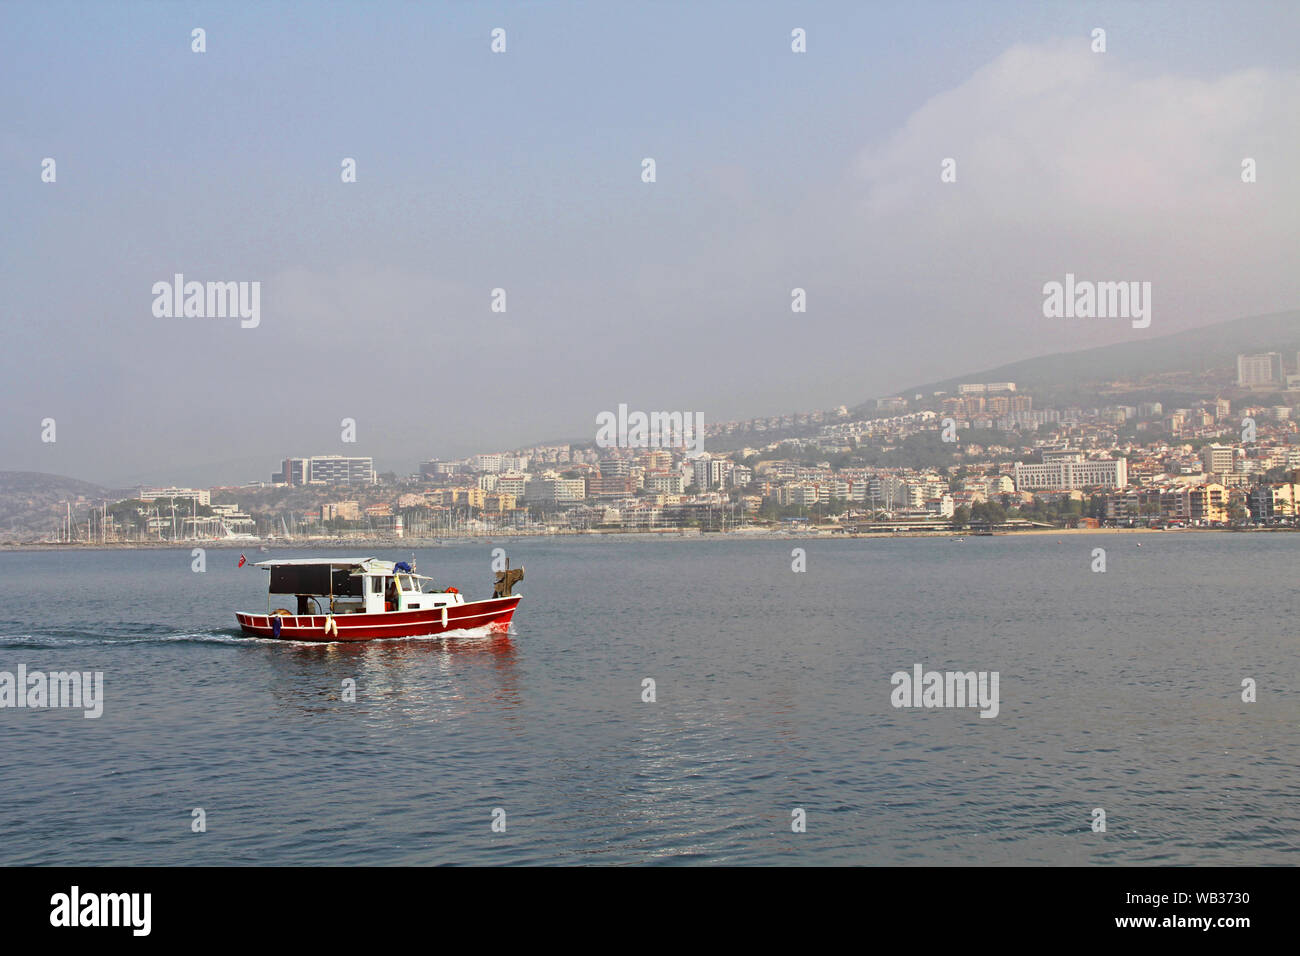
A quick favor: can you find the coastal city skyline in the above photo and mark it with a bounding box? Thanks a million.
[17,332,1300,545]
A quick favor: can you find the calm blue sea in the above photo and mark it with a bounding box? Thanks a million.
[0,533,1296,865]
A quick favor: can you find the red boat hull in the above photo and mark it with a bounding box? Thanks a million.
[235,595,521,642]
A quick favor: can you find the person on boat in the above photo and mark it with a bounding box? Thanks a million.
[385,577,397,610]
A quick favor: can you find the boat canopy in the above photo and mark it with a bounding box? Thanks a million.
[255,557,407,596]
[254,557,378,568]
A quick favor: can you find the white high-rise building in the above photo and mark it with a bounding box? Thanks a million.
[1237,353,1283,388]
[691,457,729,489]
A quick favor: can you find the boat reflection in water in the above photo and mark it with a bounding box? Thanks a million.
[255,626,524,726]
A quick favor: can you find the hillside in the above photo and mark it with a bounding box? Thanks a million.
[0,472,118,542]
[4,311,1298,533]
[859,309,1300,412]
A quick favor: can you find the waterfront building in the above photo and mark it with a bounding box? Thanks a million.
[445,487,486,509]
[776,483,819,507]
[816,480,852,503]
[138,486,210,506]
[322,501,361,522]
[208,504,254,533]
[1249,483,1296,518]
[925,495,956,518]
[1161,483,1228,523]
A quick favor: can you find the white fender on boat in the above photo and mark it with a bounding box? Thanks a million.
[441,606,448,628]
[324,616,339,637]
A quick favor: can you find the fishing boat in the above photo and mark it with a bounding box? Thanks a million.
[235,556,523,642]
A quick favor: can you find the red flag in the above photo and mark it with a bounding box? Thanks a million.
[237,554,246,568]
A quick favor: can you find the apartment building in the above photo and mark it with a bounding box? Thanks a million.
[526,477,587,503]
[1249,483,1296,518]
[1200,444,1235,476]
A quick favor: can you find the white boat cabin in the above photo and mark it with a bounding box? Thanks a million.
[255,557,466,615]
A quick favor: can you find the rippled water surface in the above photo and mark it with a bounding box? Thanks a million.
[0,534,1296,865]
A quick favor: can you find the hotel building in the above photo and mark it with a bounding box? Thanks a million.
[1014,457,1128,491]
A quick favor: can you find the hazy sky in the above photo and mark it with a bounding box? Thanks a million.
[2,1,1297,487]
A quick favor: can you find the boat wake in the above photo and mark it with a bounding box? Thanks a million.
[0,630,258,649]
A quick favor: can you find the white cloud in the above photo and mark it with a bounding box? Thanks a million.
[857,39,1298,221]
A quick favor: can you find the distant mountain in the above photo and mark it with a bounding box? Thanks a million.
[0,471,119,542]
[860,310,1300,412]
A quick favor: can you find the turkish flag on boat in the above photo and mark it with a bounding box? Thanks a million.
[237,554,246,568]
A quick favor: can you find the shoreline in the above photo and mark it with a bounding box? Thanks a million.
[2,525,1284,552]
